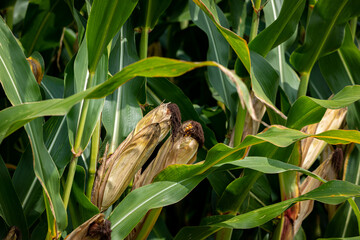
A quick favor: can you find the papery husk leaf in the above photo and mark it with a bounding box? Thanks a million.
[294,148,344,234]
[241,92,266,141]
[134,121,204,189]
[301,108,347,170]
[65,213,111,240]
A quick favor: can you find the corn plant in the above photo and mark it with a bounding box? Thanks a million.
[1,0,360,239]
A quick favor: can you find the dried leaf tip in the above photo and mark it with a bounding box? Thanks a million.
[182,120,204,148]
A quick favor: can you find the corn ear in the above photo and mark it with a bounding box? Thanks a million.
[91,103,181,211]
[65,213,111,240]
[134,103,181,140]
[134,120,204,189]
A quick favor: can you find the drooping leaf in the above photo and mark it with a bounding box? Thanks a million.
[211,180,360,229]
[190,0,238,120]
[250,51,284,118]
[109,156,328,240]
[263,0,300,103]
[193,0,250,73]
[287,85,360,130]
[0,57,254,142]
[0,16,67,231]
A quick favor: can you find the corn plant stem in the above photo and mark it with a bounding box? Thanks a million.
[135,207,163,240]
[63,72,95,209]
[140,27,150,60]
[272,213,285,240]
[63,156,78,209]
[348,197,360,236]
[86,119,101,199]
[249,0,261,42]
[297,72,310,98]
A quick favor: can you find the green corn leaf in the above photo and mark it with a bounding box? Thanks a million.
[86,0,139,72]
[0,156,28,240]
[290,0,360,73]
[0,16,67,231]
[211,180,360,229]
[249,0,306,57]
[0,57,254,143]
[193,0,251,73]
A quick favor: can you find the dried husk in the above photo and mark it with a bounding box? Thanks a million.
[241,92,266,141]
[293,148,344,235]
[65,213,111,240]
[301,108,347,170]
[133,120,204,189]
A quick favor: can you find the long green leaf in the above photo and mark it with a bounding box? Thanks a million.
[249,0,306,57]
[104,21,143,154]
[263,0,300,103]
[0,156,28,240]
[211,180,360,229]
[287,85,360,130]
[250,51,284,118]
[12,116,71,227]
[290,0,360,73]
[0,57,254,142]
[86,0,138,72]
[0,17,67,230]
[156,126,360,182]
[190,0,238,119]
[193,0,250,73]
[109,156,326,239]
[65,39,108,152]
[319,25,360,130]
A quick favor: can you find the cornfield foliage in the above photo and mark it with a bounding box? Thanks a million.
[1,0,360,239]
